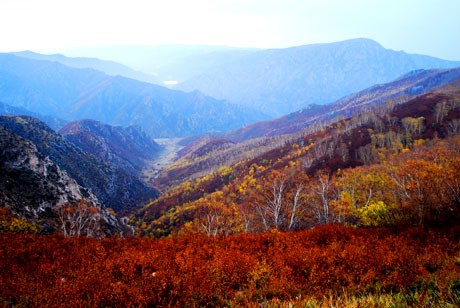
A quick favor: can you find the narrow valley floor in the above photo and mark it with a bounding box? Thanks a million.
[140,138,184,186]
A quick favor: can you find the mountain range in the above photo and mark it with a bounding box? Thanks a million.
[174,38,460,116]
[3,35,460,308]
[3,39,459,136]
[220,67,460,142]
[11,50,159,84]
[59,44,256,77]
[0,120,123,236]
[2,38,460,238]
[0,53,264,137]
[0,101,66,130]
[152,67,460,190]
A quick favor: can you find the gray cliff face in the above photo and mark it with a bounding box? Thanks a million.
[0,125,121,234]
[0,116,158,214]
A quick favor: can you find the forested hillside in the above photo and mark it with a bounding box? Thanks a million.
[136,83,460,237]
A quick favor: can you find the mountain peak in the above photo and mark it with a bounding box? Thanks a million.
[337,37,384,49]
[342,37,382,45]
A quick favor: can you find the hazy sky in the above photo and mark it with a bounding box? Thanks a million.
[0,0,459,60]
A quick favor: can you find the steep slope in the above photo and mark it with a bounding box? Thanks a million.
[12,50,159,84]
[220,67,460,142]
[60,119,162,175]
[136,83,460,237]
[0,54,265,137]
[0,126,120,235]
[153,69,460,192]
[177,38,460,116]
[0,116,157,213]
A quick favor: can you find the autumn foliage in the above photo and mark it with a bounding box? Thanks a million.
[3,82,460,306]
[134,90,460,237]
[1,225,459,307]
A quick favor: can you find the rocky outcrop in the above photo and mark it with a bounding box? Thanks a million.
[0,116,158,214]
[0,126,120,235]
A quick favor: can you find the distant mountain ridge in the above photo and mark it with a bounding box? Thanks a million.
[60,119,162,176]
[11,50,159,84]
[59,45,257,76]
[176,38,460,116]
[0,101,67,130]
[220,67,460,142]
[0,53,265,137]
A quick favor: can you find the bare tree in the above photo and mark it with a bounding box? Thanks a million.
[313,141,328,159]
[310,173,332,224]
[301,155,314,169]
[385,115,399,128]
[200,208,220,237]
[54,200,101,237]
[255,202,271,231]
[288,184,304,230]
[402,117,425,135]
[357,144,378,165]
[255,177,308,231]
[447,119,460,135]
[337,142,349,162]
[236,203,252,233]
[435,101,449,124]
[266,180,285,229]
[343,120,354,135]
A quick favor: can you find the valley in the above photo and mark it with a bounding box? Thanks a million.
[2,41,460,239]
[1,37,460,307]
[140,138,185,187]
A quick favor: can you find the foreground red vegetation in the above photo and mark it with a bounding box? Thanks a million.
[1,225,459,307]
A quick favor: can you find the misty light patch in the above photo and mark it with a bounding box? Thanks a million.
[163,80,179,86]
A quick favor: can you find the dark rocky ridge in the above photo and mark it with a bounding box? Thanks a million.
[0,125,120,235]
[0,116,157,214]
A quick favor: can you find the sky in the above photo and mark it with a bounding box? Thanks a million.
[0,0,459,60]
